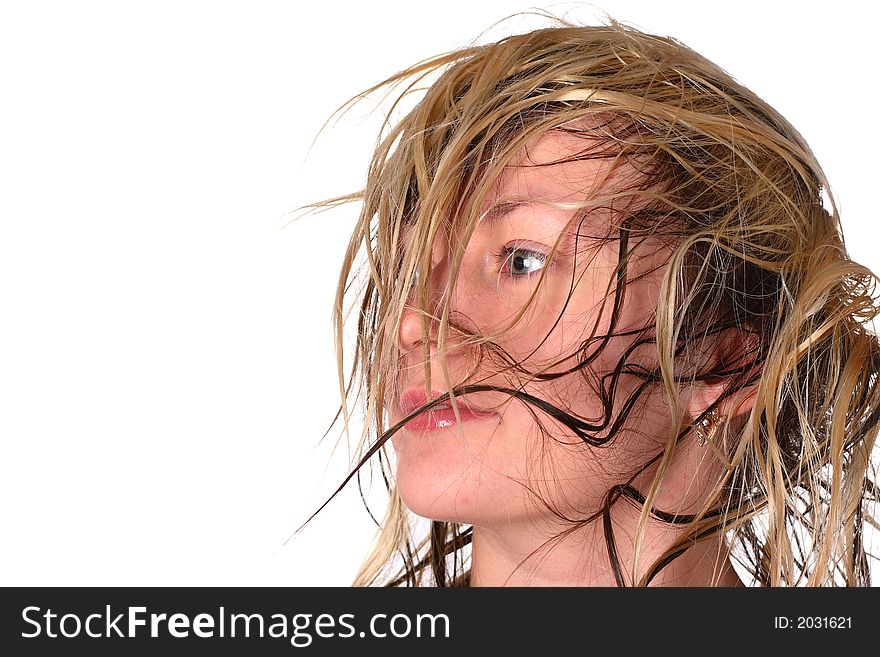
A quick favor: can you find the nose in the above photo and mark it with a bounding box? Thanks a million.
[395,237,450,353]
[396,260,445,352]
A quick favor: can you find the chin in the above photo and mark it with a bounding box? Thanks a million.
[389,410,539,524]
[394,449,525,525]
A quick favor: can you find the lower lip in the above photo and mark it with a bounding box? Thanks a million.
[403,406,499,432]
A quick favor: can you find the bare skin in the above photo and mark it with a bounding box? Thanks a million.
[388,128,753,586]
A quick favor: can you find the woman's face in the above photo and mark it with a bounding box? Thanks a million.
[387,129,703,528]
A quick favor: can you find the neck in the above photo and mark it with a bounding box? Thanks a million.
[468,504,743,587]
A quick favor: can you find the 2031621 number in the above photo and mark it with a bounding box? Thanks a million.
[774,617,852,629]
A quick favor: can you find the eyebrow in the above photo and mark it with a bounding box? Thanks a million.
[480,199,599,250]
[482,200,533,223]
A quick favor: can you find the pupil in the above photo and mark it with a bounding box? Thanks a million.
[512,252,533,274]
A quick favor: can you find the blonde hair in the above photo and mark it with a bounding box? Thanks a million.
[296,12,880,586]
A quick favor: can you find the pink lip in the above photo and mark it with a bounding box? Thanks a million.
[399,388,498,431]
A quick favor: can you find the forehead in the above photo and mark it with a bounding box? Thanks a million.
[398,124,652,254]
[485,127,646,215]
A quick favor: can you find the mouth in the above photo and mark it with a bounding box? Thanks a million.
[398,388,499,432]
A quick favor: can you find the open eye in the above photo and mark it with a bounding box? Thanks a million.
[495,245,547,278]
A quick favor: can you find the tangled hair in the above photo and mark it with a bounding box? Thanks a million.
[296,12,880,586]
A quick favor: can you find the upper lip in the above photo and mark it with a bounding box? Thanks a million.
[399,387,491,416]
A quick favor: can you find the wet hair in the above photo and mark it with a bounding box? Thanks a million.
[295,12,880,586]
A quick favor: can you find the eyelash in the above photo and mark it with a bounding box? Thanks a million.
[493,245,548,280]
[403,245,549,290]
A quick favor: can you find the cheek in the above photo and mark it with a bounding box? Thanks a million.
[462,246,621,351]
[393,401,643,519]
[456,276,618,368]
[390,401,620,524]
[389,367,673,524]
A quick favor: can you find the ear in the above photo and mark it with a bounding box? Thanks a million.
[685,378,758,429]
[683,324,762,428]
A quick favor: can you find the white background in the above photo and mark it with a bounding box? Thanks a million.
[1,0,877,586]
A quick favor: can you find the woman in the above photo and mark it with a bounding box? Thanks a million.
[299,14,880,586]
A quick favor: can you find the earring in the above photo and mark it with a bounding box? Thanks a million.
[695,408,726,446]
